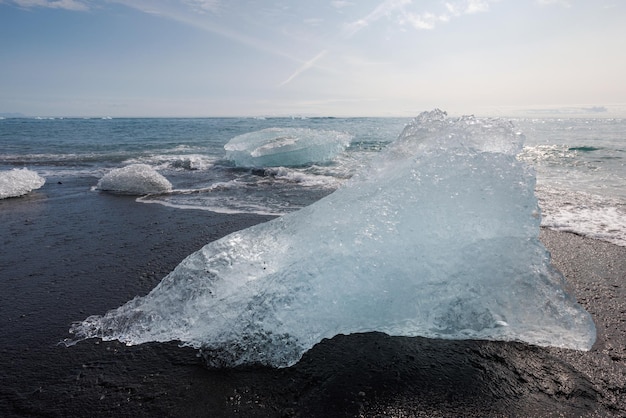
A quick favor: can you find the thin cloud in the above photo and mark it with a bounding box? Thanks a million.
[400,11,444,30]
[536,0,571,7]
[343,0,411,38]
[110,0,303,64]
[343,0,497,34]
[108,1,332,88]
[279,50,328,87]
[304,17,325,27]
[9,0,89,11]
[463,0,492,14]
[182,0,220,14]
[402,0,497,31]
[331,0,354,9]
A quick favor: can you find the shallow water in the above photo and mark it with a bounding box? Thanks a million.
[1,115,624,245]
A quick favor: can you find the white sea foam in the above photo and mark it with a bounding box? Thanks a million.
[135,165,343,215]
[69,110,595,367]
[96,164,172,195]
[138,179,318,216]
[138,195,286,216]
[263,166,342,187]
[519,144,579,165]
[124,154,216,171]
[537,186,626,247]
[0,168,46,199]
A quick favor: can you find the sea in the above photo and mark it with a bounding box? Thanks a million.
[1,115,624,247]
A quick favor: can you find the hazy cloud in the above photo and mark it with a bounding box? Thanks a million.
[9,0,89,11]
[464,0,492,14]
[583,106,608,113]
[5,0,220,14]
[106,0,299,62]
[444,0,492,16]
[331,0,354,9]
[400,12,442,30]
[536,0,571,7]
[402,0,495,30]
[343,0,496,34]
[526,106,608,115]
[343,0,411,37]
[182,0,220,14]
[304,17,325,27]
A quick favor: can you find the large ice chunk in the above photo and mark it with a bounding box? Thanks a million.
[69,110,596,367]
[96,164,172,195]
[224,127,352,167]
[0,168,46,199]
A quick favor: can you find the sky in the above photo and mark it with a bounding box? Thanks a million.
[0,0,625,117]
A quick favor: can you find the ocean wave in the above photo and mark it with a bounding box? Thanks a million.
[263,166,343,187]
[1,151,143,165]
[518,144,581,166]
[123,154,217,171]
[537,186,626,247]
[138,175,336,216]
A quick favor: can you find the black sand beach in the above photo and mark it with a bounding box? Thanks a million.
[1,177,625,417]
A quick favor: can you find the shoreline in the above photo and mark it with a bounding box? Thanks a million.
[1,179,625,417]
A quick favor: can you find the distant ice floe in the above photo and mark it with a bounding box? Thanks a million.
[96,164,172,195]
[224,127,352,167]
[70,110,596,368]
[0,168,46,199]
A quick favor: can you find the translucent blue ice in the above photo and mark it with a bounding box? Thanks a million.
[224,127,352,167]
[70,110,596,367]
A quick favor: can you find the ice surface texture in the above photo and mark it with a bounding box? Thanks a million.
[224,127,352,167]
[0,168,45,199]
[96,164,172,195]
[70,110,596,367]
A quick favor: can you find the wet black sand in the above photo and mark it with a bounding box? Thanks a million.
[1,177,625,417]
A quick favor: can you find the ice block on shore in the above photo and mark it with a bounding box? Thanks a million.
[70,110,596,367]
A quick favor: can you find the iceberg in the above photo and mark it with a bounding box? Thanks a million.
[96,164,172,195]
[0,168,46,199]
[69,110,596,367]
[224,127,352,167]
